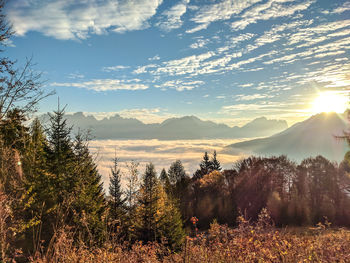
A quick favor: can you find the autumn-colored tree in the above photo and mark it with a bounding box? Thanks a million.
[297,156,340,224]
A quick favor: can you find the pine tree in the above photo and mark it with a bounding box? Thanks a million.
[160,168,171,194]
[0,109,29,150]
[71,132,106,244]
[21,118,55,251]
[193,152,212,180]
[160,168,168,185]
[157,187,185,251]
[168,160,186,185]
[109,156,126,224]
[210,150,222,171]
[45,106,106,245]
[45,104,75,204]
[136,163,160,242]
[200,152,211,172]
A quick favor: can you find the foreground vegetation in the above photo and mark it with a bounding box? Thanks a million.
[31,211,350,263]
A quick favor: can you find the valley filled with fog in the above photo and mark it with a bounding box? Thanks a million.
[89,139,244,188]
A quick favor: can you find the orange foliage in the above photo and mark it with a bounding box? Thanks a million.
[199,171,224,188]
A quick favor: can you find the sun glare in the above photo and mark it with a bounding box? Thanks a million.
[311,92,348,114]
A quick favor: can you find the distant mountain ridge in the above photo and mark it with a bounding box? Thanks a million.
[224,112,349,162]
[39,112,288,140]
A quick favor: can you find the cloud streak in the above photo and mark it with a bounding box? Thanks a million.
[52,79,148,92]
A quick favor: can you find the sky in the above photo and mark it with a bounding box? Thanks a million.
[4,0,350,126]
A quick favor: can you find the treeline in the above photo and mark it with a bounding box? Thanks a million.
[109,145,350,252]
[170,153,350,229]
[109,150,350,235]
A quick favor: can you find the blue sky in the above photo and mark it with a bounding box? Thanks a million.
[4,0,350,126]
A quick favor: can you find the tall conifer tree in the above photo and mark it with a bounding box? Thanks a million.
[109,155,126,223]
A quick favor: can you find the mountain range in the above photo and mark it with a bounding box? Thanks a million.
[40,112,288,140]
[224,112,349,162]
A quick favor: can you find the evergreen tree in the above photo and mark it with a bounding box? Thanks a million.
[45,104,75,204]
[200,152,211,173]
[108,156,126,223]
[157,187,185,251]
[21,118,55,251]
[168,160,186,185]
[0,109,29,150]
[45,107,106,244]
[193,152,212,180]
[136,163,160,242]
[160,168,171,194]
[71,132,106,244]
[210,150,222,171]
[167,160,189,213]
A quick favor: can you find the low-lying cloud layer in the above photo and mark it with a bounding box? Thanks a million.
[88,139,244,191]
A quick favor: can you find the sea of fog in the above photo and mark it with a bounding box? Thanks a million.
[88,139,246,190]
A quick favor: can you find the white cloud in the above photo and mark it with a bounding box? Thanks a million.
[190,38,210,49]
[117,108,176,123]
[238,83,254,88]
[81,108,177,123]
[156,0,190,31]
[7,0,163,40]
[263,35,350,65]
[235,93,274,101]
[288,20,350,48]
[51,79,148,91]
[68,73,85,79]
[231,0,315,31]
[156,79,204,91]
[188,0,262,33]
[154,51,215,76]
[102,65,130,72]
[185,23,209,34]
[216,33,255,54]
[331,2,350,14]
[148,55,161,61]
[221,101,301,115]
[133,64,158,74]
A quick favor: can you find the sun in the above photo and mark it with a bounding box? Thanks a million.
[311,92,349,114]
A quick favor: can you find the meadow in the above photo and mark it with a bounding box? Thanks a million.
[31,211,350,263]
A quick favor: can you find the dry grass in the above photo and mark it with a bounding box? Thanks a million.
[30,216,350,263]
